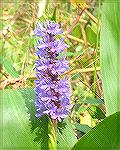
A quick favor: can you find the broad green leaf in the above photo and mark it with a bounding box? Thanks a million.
[72,112,120,150]
[57,118,77,150]
[100,2,120,116]
[0,88,55,149]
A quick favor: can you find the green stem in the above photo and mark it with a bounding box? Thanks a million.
[49,119,57,150]
[93,0,100,97]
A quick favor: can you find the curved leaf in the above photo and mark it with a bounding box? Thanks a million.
[100,1,120,115]
[0,88,53,149]
[72,112,120,150]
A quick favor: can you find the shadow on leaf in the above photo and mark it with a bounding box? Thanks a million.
[20,88,50,148]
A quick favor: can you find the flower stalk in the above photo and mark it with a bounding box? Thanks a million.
[34,20,71,149]
[34,19,71,133]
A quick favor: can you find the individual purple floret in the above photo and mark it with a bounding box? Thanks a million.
[34,20,71,122]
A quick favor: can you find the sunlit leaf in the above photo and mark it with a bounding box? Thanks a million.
[86,26,97,44]
[71,24,82,38]
[100,2,120,116]
[0,88,55,149]
[3,59,19,78]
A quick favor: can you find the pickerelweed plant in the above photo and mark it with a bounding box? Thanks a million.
[34,20,71,122]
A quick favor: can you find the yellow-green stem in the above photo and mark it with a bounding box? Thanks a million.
[49,119,57,150]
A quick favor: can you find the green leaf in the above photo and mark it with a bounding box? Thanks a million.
[81,98,104,105]
[78,105,88,114]
[86,26,97,45]
[72,112,120,150]
[0,88,54,149]
[100,2,120,116]
[3,59,19,78]
[51,7,57,21]
[0,20,5,30]
[71,24,82,38]
[66,52,75,57]
[87,106,105,120]
[75,123,91,133]
[57,118,77,150]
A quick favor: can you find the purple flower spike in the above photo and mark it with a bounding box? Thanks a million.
[34,20,71,122]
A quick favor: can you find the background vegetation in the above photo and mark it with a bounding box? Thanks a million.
[0,0,120,149]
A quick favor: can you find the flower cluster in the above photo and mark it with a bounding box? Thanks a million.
[34,20,71,122]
